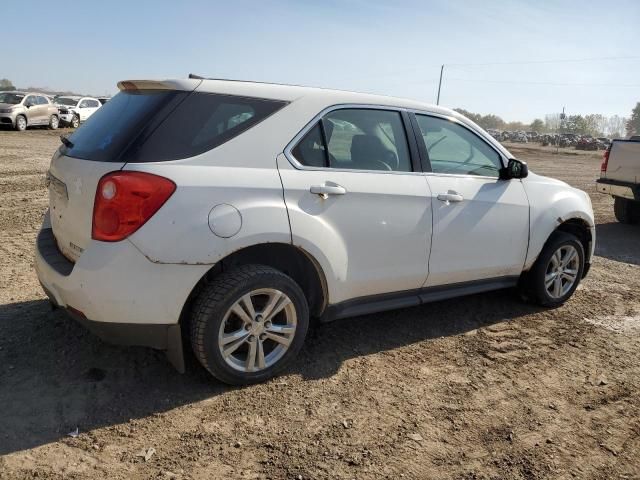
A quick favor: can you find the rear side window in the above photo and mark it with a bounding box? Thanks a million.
[292,108,412,172]
[61,90,287,163]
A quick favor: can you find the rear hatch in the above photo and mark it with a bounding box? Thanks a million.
[48,80,201,262]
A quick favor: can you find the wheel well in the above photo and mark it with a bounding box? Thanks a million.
[556,218,592,260]
[179,243,327,328]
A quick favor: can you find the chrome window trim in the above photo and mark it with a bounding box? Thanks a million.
[283,103,509,177]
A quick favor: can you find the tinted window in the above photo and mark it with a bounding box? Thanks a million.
[23,96,35,107]
[37,96,49,105]
[61,90,286,163]
[292,109,412,172]
[415,115,502,177]
[292,124,327,167]
[79,100,89,108]
[324,109,411,171]
[87,99,100,108]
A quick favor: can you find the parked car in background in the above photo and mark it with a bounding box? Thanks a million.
[512,131,528,143]
[597,138,640,224]
[0,91,60,131]
[54,96,102,128]
[36,77,595,385]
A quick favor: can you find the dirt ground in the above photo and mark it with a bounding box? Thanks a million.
[0,129,639,480]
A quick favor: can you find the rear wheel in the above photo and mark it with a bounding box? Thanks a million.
[71,114,80,128]
[14,115,27,131]
[520,231,584,307]
[48,114,59,130]
[614,197,639,224]
[190,264,309,385]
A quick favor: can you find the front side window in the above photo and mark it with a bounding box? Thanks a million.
[37,96,49,105]
[415,114,502,177]
[23,96,35,107]
[292,108,412,172]
[87,99,100,108]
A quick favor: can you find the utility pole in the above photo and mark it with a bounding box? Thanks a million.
[436,64,444,105]
[557,106,565,154]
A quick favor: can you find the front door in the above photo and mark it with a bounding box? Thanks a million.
[278,107,432,305]
[413,113,530,287]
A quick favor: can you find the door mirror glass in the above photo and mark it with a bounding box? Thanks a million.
[501,158,528,179]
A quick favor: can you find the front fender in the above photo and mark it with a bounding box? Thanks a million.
[524,176,595,270]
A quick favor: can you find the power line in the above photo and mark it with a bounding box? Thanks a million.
[445,77,640,88]
[445,55,640,67]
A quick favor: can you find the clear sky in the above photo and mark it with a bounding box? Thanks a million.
[4,0,639,122]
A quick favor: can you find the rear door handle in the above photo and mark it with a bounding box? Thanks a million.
[310,183,346,198]
[437,191,464,204]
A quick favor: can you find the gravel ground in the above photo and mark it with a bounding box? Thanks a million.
[0,130,639,480]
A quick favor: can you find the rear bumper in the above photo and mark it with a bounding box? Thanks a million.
[596,178,639,201]
[35,211,210,369]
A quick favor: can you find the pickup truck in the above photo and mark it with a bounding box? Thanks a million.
[597,138,640,224]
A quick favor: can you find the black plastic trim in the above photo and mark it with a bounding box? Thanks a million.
[408,112,432,172]
[63,308,185,373]
[321,276,519,322]
[37,228,74,276]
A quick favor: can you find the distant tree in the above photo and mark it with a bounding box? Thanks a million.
[544,113,560,132]
[0,78,15,91]
[530,119,544,132]
[626,102,640,137]
[606,115,627,138]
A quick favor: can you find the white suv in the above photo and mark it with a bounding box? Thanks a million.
[36,78,595,385]
[54,96,102,128]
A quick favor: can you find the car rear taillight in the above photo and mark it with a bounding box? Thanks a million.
[600,146,611,174]
[92,171,176,242]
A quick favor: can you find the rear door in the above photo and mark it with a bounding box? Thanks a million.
[279,107,432,304]
[412,113,530,287]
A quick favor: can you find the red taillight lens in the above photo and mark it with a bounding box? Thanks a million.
[600,147,610,173]
[92,171,176,242]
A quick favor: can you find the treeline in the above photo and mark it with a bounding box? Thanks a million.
[455,104,640,139]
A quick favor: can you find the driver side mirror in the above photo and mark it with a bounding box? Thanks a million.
[500,158,528,180]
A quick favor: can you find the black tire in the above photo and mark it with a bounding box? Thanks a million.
[614,197,639,224]
[71,114,80,129]
[48,114,59,130]
[190,264,309,385]
[520,231,585,307]
[14,115,27,131]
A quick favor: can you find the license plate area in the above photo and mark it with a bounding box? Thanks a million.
[46,171,68,201]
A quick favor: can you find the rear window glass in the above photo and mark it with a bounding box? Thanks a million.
[61,90,287,163]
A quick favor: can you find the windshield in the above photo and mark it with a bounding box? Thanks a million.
[0,93,25,104]
[55,97,79,106]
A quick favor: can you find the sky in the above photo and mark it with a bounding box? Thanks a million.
[4,0,639,123]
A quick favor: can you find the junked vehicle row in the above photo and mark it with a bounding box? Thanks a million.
[0,91,108,131]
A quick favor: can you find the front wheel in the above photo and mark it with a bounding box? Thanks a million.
[190,265,309,385]
[14,115,27,131]
[520,231,584,307]
[71,114,80,128]
[48,114,59,130]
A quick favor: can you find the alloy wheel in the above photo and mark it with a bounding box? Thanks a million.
[544,245,579,299]
[218,288,297,372]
